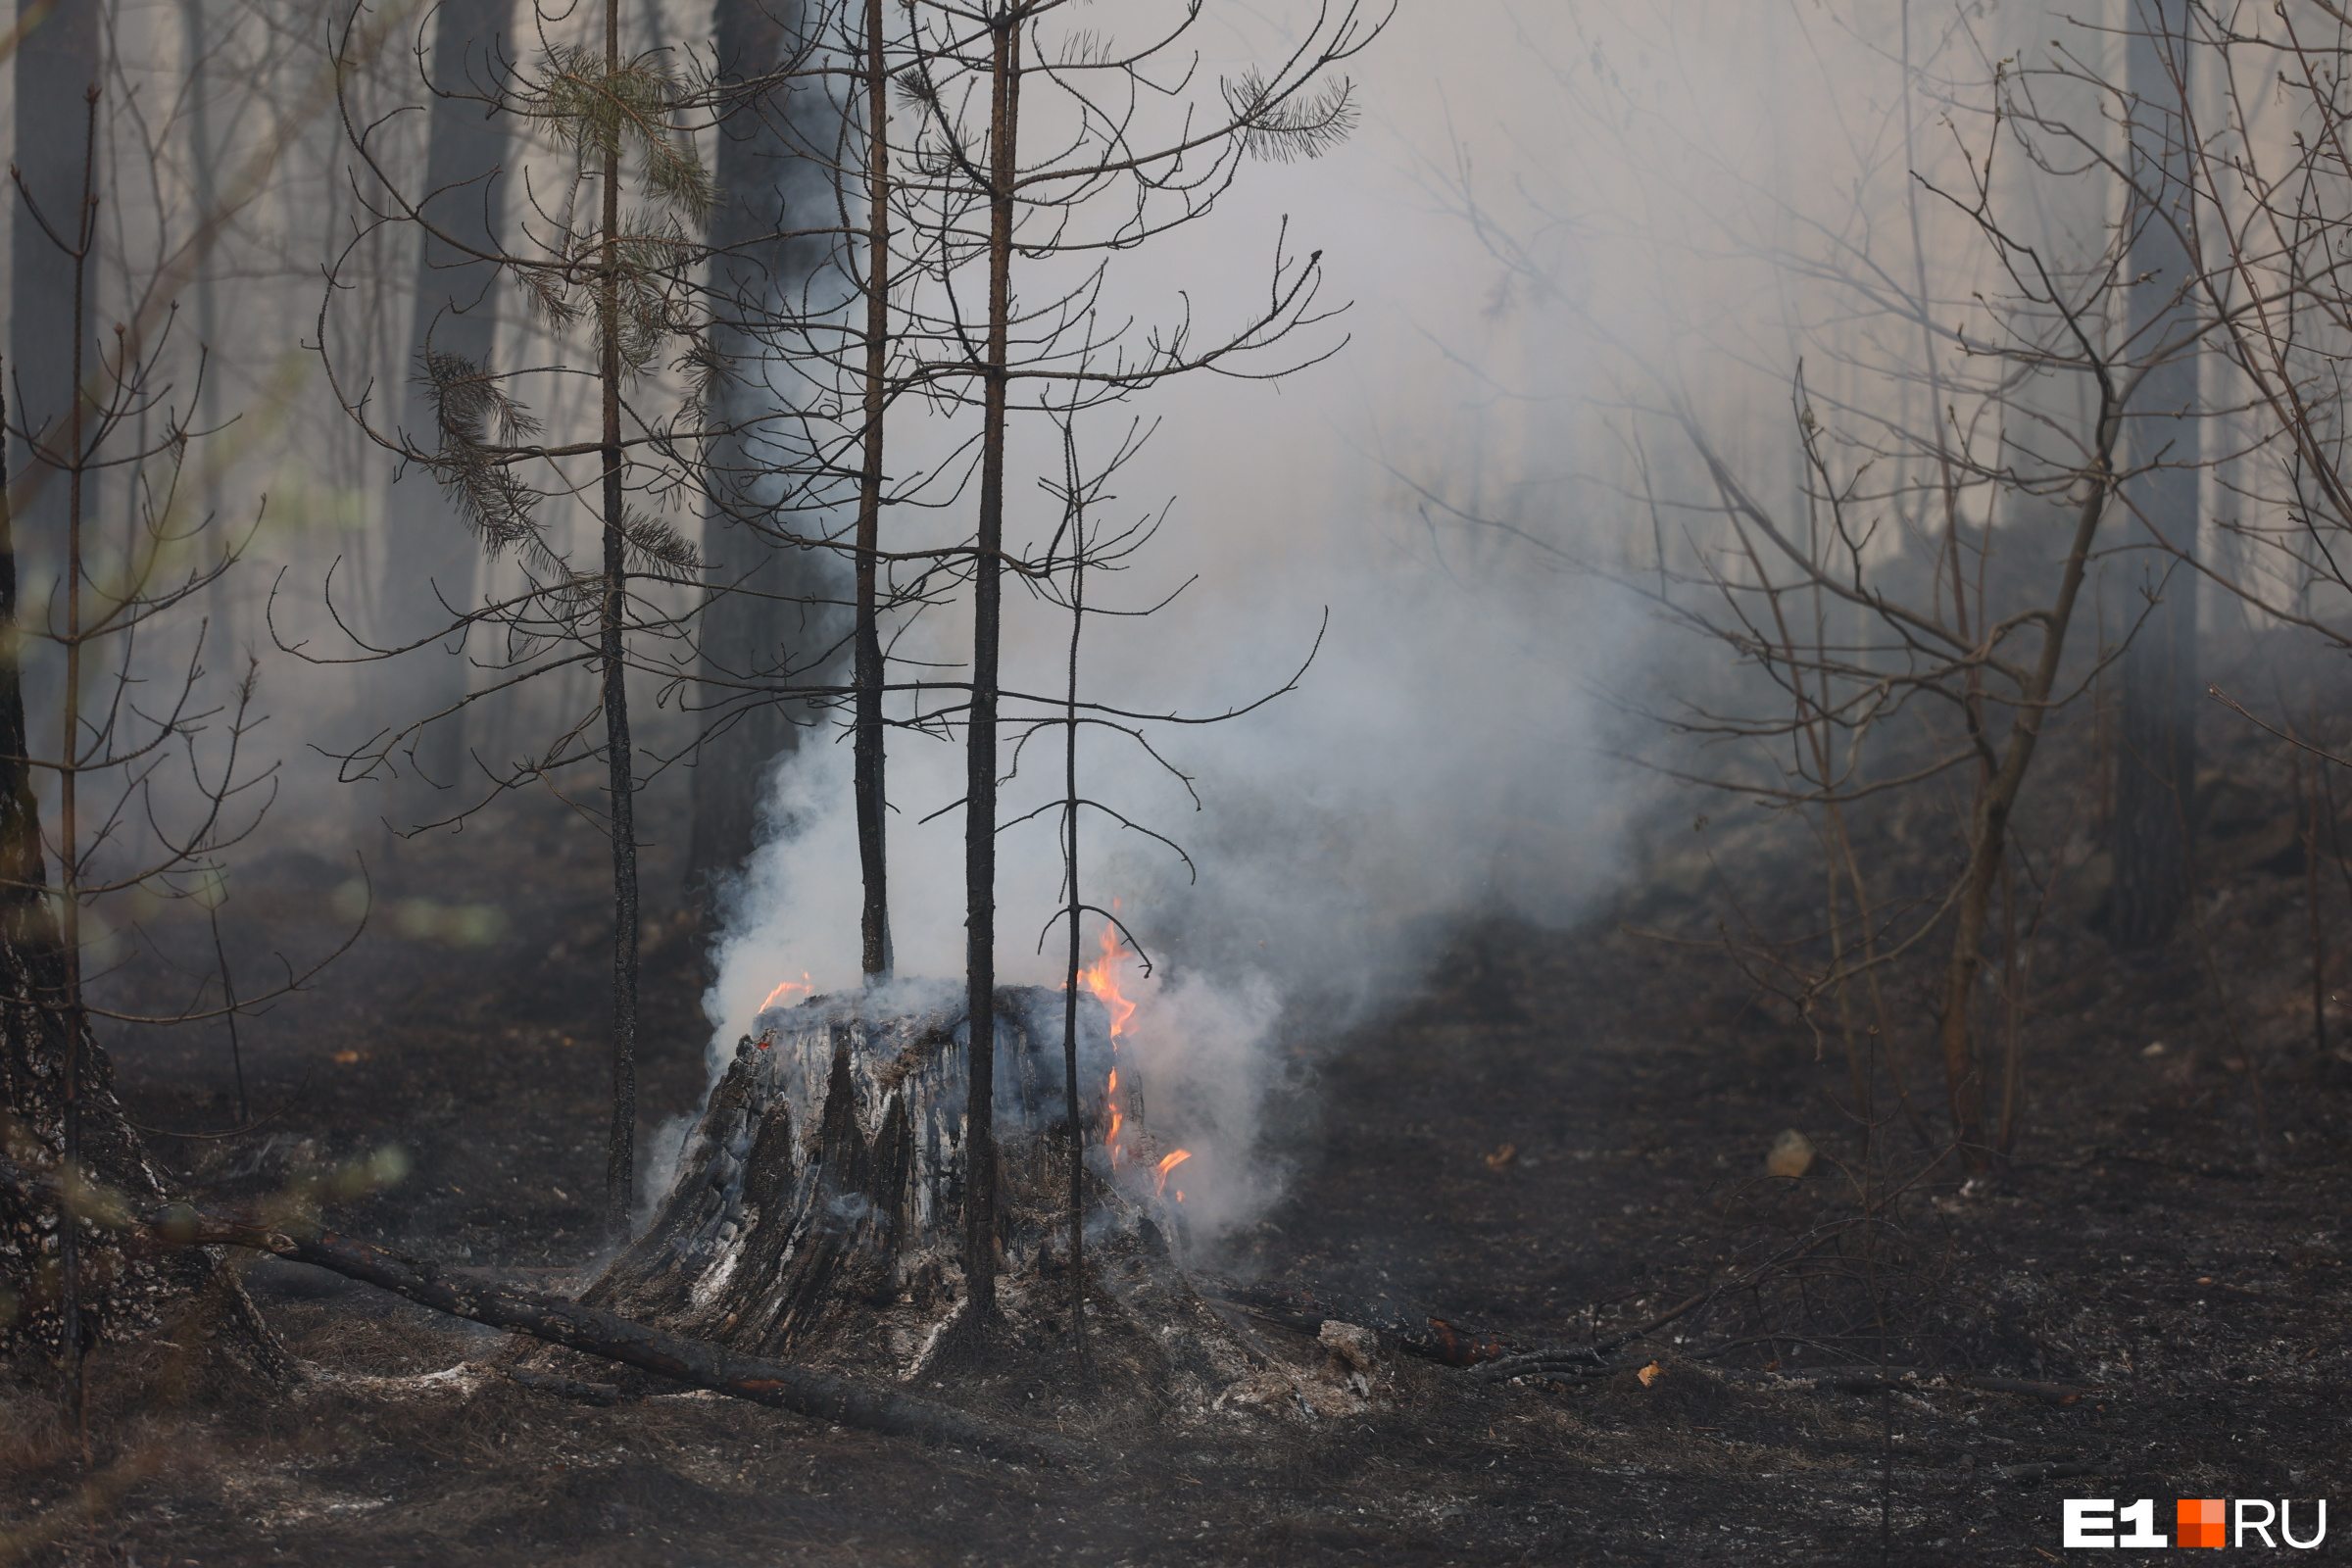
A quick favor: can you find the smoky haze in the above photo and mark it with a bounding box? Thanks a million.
[6,0,2125,1238]
[630,3,2117,1241]
[699,0,1961,1236]
[701,0,2171,1237]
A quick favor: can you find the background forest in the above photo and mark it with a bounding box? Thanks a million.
[1,1,2349,1563]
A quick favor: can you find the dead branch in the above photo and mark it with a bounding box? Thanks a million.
[0,1155,1087,1466]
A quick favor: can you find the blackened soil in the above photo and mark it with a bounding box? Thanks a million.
[4,781,2350,1566]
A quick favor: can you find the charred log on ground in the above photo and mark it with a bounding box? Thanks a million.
[0,1153,1085,1461]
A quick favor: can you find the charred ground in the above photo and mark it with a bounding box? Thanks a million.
[2,701,2349,1566]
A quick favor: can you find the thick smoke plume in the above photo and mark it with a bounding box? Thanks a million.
[702,480,1641,1237]
[699,5,1654,1238]
[700,0,2063,1237]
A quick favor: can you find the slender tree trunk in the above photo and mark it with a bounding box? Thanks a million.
[2293,722,2326,1055]
[1059,543,1086,1352]
[55,90,97,1433]
[1821,804,1869,1145]
[1996,853,2024,1154]
[0,391,36,906]
[963,4,1023,1323]
[1827,806,1934,1150]
[178,0,232,665]
[855,0,894,979]
[599,0,640,1240]
[1936,451,2116,1164]
[2109,0,2201,950]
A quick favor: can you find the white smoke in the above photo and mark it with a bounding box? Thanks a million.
[700,418,1643,1242]
[696,2,1815,1238]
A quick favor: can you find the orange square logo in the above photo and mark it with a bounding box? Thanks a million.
[2178,1498,2227,1548]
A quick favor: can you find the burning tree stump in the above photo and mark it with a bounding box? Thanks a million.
[573,982,1251,1396]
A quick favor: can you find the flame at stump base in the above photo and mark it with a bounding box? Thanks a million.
[572,982,1252,1398]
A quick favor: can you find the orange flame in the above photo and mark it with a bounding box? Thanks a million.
[1085,921,1139,1168]
[1078,923,1137,1039]
[1084,910,1178,1186]
[1104,1067,1122,1164]
[760,972,813,1011]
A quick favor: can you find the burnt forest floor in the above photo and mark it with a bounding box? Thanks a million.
[5,726,2352,1567]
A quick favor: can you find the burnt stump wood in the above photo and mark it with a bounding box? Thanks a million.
[573,982,1256,1393]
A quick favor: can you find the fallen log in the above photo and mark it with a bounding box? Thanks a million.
[0,1156,1085,1465]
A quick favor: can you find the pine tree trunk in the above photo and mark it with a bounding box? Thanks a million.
[599,0,640,1240]
[2109,577,2197,946]
[2108,0,2201,951]
[961,5,1024,1324]
[687,0,851,900]
[8,0,98,679]
[370,0,512,817]
[0,917,269,1371]
[179,0,234,666]
[0,389,284,1379]
[1057,556,1087,1345]
[854,0,895,979]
